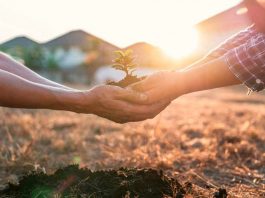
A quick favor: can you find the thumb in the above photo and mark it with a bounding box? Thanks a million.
[115,88,148,104]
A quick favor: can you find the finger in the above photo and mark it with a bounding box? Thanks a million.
[102,101,146,123]
[119,101,170,123]
[151,101,171,116]
[128,79,155,92]
[103,99,152,117]
[102,99,129,111]
[126,89,164,105]
[127,100,170,119]
[142,89,172,105]
[144,101,170,117]
[103,99,170,123]
[115,89,148,104]
[146,90,163,104]
[125,102,170,123]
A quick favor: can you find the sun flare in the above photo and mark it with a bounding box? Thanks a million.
[159,27,198,59]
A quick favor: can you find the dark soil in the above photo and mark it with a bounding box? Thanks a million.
[1,165,188,198]
[107,75,144,88]
[213,188,228,198]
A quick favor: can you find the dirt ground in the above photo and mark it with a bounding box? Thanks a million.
[0,86,264,197]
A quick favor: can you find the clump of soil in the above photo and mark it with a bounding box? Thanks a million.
[1,165,187,198]
[213,188,228,198]
[107,75,144,88]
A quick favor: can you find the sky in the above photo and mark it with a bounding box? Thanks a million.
[0,0,241,55]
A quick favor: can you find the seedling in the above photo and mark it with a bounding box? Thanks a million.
[107,50,143,87]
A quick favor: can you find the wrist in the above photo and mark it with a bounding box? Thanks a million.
[53,89,93,113]
[170,71,190,97]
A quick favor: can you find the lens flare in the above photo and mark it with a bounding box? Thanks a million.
[158,27,198,60]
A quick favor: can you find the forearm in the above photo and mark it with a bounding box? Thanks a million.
[176,56,241,95]
[0,52,75,90]
[182,57,213,71]
[0,69,84,111]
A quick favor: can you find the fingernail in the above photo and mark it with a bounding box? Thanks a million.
[140,94,148,101]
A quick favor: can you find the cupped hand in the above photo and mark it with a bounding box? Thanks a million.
[75,85,170,123]
[129,71,184,105]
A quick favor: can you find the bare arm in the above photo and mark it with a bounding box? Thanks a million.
[179,57,241,94]
[182,57,213,71]
[0,69,168,123]
[0,52,75,90]
[130,57,241,104]
[0,69,81,110]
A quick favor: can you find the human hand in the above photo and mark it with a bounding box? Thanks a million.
[72,85,170,123]
[129,71,185,105]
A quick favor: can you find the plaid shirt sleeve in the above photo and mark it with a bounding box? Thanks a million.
[224,31,265,92]
[205,25,256,60]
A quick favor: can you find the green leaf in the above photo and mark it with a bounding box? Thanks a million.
[112,63,124,67]
[114,50,125,57]
[112,65,125,71]
[127,63,137,68]
[125,49,133,55]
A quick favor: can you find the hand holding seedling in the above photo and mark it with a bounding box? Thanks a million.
[129,71,183,105]
[0,52,170,123]
[80,85,169,123]
[130,56,241,106]
[108,50,184,105]
[0,51,242,123]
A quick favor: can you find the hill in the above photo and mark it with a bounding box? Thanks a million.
[0,36,39,49]
[43,30,119,51]
[43,30,120,68]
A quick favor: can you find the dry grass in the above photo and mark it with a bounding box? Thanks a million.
[0,86,264,197]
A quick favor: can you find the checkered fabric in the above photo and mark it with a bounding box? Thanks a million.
[206,25,265,92]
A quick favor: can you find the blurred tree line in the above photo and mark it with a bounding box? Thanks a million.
[0,45,59,70]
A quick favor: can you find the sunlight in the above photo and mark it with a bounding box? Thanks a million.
[0,0,240,47]
[159,27,198,59]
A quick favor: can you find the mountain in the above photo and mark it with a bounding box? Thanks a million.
[43,30,120,67]
[124,42,162,56]
[0,36,39,49]
[43,30,119,51]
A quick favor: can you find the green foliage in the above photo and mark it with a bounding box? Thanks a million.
[1,45,47,70]
[21,45,46,70]
[0,46,7,52]
[45,52,59,70]
[1,46,60,70]
[112,49,137,76]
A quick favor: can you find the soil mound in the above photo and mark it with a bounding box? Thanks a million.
[1,165,187,198]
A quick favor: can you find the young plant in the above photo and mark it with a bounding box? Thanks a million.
[108,50,142,87]
[112,50,137,77]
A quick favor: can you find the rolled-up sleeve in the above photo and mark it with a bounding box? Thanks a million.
[224,32,265,92]
[205,26,256,60]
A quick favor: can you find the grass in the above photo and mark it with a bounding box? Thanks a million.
[0,87,264,197]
